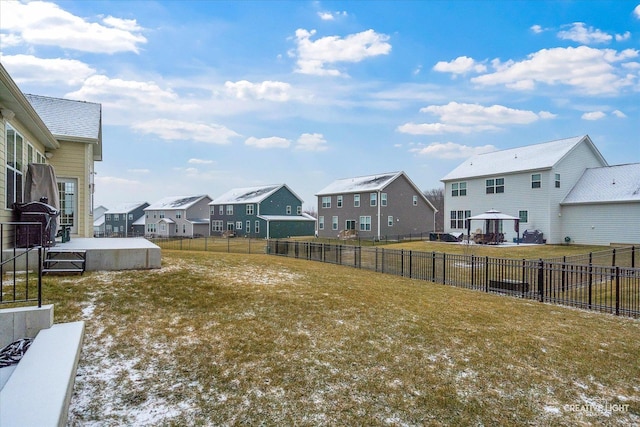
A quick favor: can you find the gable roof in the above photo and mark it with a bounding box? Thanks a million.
[561,163,640,205]
[105,202,149,214]
[316,172,402,195]
[24,93,103,161]
[212,184,303,205]
[145,195,210,211]
[441,135,607,181]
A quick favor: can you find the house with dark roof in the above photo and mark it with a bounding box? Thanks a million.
[440,135,640,245]
[1,63,102,240]
[209,184,315,239]
[104,202,149,237]
[315,171,437,240]
[144,195,212,238]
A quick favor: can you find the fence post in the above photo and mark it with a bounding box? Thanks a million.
[401,249,405,277]
[562,256,566,292]
[522,259,526,298]
[357,246,361,269]
[485,256,489,292]
[612,248,616,267]
[588,262,593,310]
[537,259,544,302]
[409,250,413,279]
[632,246,636,268]
[615,266,620,316]
[381,248,385,274]
[38,247,43,308]
[442,253,446,284]
[471,254,475,288]
[431,252,436,282]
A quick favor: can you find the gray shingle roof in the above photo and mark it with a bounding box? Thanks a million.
[212,184,293,204]
[562,163,640,204]
[105,202,148,214]
[441,135,604,181]
[316,172,402,195]
[24,94,101,141]
[145,195,209,210]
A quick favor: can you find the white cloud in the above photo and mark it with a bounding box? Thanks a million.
[557,22,612,44]
[634,5,640,19]
[0,54,96,86]
[433,56,487,75]
[245,136,291,149]
[398,102,554,135]
[530,25,544,34]
[224,80,291,101]
[409,142,497,159]
[133,119,240,144]
[317,11,347,21]
[188,158,215,165]
[292,28,391,76]
[472,46,639,95]
[612,109,627,118]
[581,111,607,120]
[615,31,631,42]
[295,133,328,151]
[0,0,147,53]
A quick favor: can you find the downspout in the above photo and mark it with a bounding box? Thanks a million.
[377,190,381,241]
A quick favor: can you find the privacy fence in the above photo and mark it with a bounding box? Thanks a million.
[266,240,640,319]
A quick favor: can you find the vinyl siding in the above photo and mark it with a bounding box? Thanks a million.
[561,203,640,245]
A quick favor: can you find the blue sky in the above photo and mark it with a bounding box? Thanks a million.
[1,0,639,211]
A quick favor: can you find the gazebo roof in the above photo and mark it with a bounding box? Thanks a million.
[467,209,519,221]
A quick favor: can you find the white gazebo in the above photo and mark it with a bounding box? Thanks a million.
[465,209,520,245]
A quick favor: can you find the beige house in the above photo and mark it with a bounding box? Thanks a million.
[0,63,102,241]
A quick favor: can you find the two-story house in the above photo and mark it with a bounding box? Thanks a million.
[441,135,610,244]
[1,63,102,242]
[104,202,149,237]
[145,195,212,238]
[209,184,315,239]
[315,171,437,240]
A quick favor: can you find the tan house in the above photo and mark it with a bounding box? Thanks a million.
[0,63,102,241]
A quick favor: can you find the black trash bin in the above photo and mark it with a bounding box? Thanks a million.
[14,201,60,247]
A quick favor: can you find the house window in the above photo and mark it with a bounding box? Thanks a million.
[531,174,541,189]
[486,178,505,194]
[128,213,133,220]
[160,223,166,232]
[246,220,251,233]
[452,182,467,197]
[381,193,387,207]
[322,196,331,208]
[183,224,187,234]
[114,214,120,221]
[412,195,418,206]
[219,205,224,215]
[226,205,233,215]
[236,221,242,230]
[255,221,260,234]
[359,216,371,231]
[519,210,528,223]
[286,205,292,215]
[159,211,165,219]
[345,220,356,230]
[27,144,34,164]
[555,173,561,188]
[332,216,338,230]
[146,224,156,233]
[246,204,254,215]
[388,216,394,227]
[450,210,471,229]
[212,220,223,232]
[337,196,343,208]
[354,194,360,207]
[370,193,377,207]
[318,216,324,230]
[297,206,302,215]
[176,211,182,219]
[5,126,24,208]
[227,222,234,231]
[106,214,111,221]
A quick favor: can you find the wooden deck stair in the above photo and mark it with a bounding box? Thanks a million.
[43,249,86,275]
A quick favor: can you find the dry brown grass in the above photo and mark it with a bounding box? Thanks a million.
[44,250,639,426]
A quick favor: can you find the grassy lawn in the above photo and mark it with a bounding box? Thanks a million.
[45,250,639,426]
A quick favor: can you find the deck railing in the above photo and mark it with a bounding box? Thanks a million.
[0,222,44,307]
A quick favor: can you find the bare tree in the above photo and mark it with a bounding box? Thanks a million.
[423,187,444,232]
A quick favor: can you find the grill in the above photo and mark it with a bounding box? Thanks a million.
[14,201,60,247]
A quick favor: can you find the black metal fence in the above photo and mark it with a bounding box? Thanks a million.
[1,222,44,307]
[266,240,640,318]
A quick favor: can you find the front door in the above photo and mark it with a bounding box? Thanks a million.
[58,178,77,235]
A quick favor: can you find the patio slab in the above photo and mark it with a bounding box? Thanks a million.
[51,237,161,271]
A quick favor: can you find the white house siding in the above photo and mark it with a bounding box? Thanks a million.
[561,203,640,245]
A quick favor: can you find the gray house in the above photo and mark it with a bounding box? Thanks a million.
[210,184,315,239]
[145,195,212,238]
[316,171,437,239]
[104,202,149,237]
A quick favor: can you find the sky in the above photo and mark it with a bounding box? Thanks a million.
[1,0,639,211]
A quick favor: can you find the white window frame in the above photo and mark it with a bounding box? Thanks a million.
[354,194,360,207]
[359,216,371,231]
